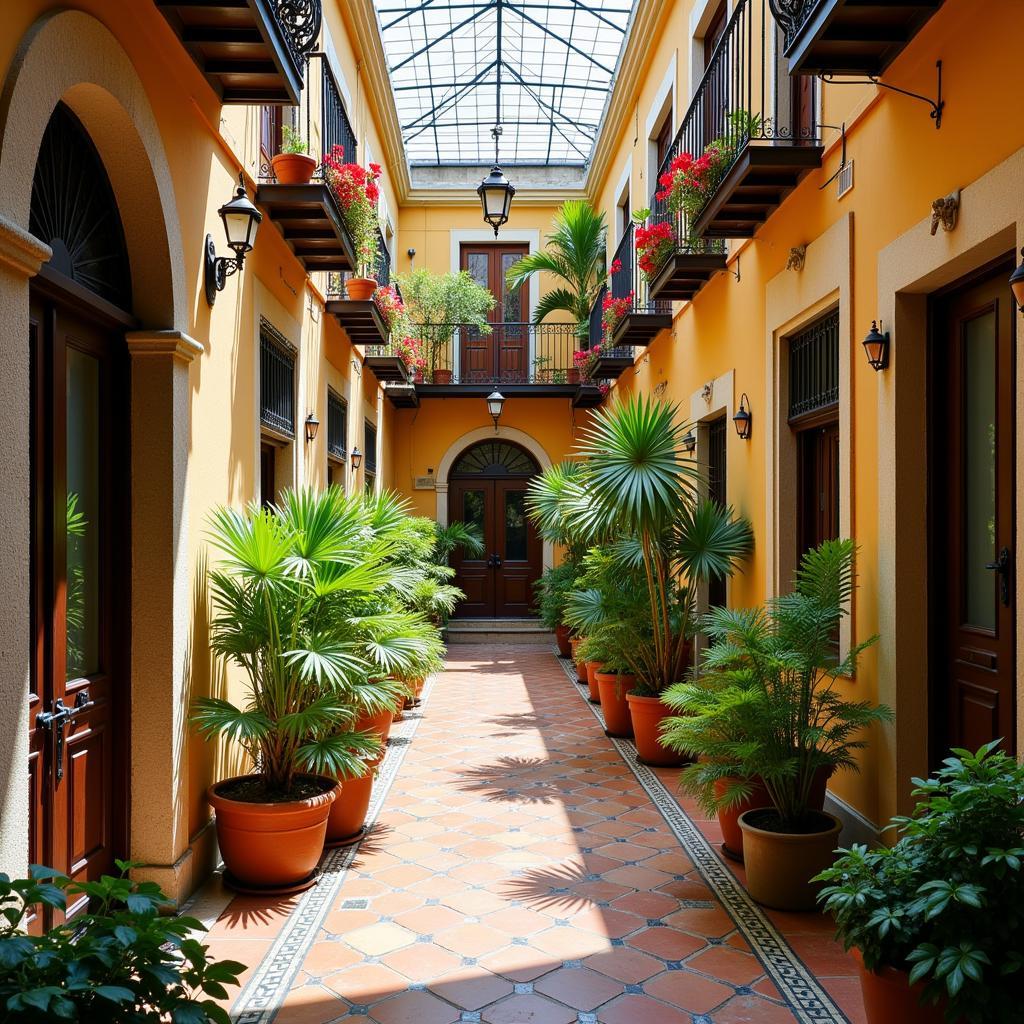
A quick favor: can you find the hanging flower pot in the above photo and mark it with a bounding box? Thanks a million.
[626,693,684,766]
[346,277,378,301]
[271,152,317,185]
[596,671,634,737]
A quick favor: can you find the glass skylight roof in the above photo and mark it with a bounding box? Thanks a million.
[374,0,631,166]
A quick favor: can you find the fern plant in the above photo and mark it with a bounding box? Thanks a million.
[662,539,892,827]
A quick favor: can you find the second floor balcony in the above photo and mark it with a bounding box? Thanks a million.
[601,224,673,346]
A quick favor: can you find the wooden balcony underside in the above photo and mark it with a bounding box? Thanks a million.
[326,299,388,345]
[611,310,672,348]
[256,183,355,272]
[593,349,635,379]
[649,251,729,302]
[364,353,409,383]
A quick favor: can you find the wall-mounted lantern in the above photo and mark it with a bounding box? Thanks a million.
[682,429,697,453]
[204,173,262,306]
[350,447,363,471]
[304,413,320,444]
[487,390,506,432]
[733,394,752,440]
[862,321,890,371]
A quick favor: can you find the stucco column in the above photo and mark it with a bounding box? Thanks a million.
[0,216,50,881]
[125,330,203,903]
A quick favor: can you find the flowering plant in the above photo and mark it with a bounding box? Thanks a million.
[573,345,602,381]
[373,285,408,339]
[323,145,382,278]
[634,221,676,282]
[394,335,426,377]
[601,290,633,346]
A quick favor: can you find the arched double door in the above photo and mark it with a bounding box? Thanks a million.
[448,441,542,618]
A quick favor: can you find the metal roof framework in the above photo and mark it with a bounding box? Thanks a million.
[374,0,631,166]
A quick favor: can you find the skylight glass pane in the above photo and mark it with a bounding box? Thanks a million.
[374,0,632,165]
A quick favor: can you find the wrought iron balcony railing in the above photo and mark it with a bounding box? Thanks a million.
[605,224,673,346]
[646,0,822,285]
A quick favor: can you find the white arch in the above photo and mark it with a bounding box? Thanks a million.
[435,425,554,570]
[0,9,187,330]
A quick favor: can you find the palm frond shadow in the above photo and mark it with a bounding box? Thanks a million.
[499,862,597,914]
[350,820,395,859]
[457,757,561,804]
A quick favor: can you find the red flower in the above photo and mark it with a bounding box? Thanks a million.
[609,258,622,276]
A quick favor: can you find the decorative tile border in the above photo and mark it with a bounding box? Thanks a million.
[555,654,850,1024]
[230,680,436,1023]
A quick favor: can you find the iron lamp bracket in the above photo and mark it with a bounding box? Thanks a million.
[819,60,944,129]
[204,234,244,306]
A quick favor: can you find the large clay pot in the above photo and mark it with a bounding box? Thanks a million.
[346,276,378,301]
[738,808,842,911]
[326,770,375,847]
[626,692,684,766]
[585,661,602,703]
[554,624,572,657]
[853,950,949,1024]
[209,774,338,892]
[355,705,395,753]
[570,638,587,680]
[596,672,635,737]
[714,776,772,861]
[808,762,834,811]
[432,368,453,384]
[271,152,316,185]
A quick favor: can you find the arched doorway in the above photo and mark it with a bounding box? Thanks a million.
[449,440,543,618]
[27,102,132,920]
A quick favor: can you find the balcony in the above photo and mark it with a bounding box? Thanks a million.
[255,53,359,272]
[155,0,320,105]
[605,226,672,347]
[771,0,946,76]
[369,323,610,408]
[646,0,823,275]
[326,229,395,345]
[587,287,636,379]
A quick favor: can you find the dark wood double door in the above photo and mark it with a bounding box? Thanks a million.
[932,265,1016,760]
[449,475,542,618]
[460,244,529,382]
[28,288,128,921]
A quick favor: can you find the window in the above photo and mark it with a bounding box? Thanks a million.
[655,112,673,170]
[260,319,296,438]
[788,310,840,559]
[260,105,284,168]
[706,415,728,608]
[617,186,631,239]
[260,442,277,508]
[364,419,377,493]
[326,390,347,487]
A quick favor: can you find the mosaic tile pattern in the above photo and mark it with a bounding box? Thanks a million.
[205,646,864,1024]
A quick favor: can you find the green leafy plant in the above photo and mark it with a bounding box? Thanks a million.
[0,862,244,1023]
[278,124,308,156]
[533,561,579,631]
[504,200,608,341]
[815,742,1024,1024]
[663,539,891,825]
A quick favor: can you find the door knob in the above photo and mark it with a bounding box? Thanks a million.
[985,546,1012,607]
[486,553,502,569]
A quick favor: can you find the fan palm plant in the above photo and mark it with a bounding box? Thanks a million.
[505,200,607,339]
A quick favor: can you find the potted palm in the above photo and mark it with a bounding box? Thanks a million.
[565,397,753,766]
[194,489,413,892]
[816,741,1023,1024]
[323,145,382,300]
[534,561,578,656]
[271,124,316,185]
[394,269,495,383]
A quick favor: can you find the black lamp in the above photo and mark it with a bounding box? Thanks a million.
[304,413,319,444]
[487,390,506,431]
[682,429,697,453]
[478,127,515,237]
[205,173,262,305]
[862,321,890,371]
[1010,248,1024,312]
[733,394,752,440]
[350,447,362,471]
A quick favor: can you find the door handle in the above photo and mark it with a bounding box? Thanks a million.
[486,553,502,569]
[36,690,94,784]
[985,546,1012,607]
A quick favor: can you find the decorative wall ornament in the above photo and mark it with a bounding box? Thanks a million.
[786,244,807,271]
[701,382,715,404]
[930,190,960,235]
[653,381,668,399]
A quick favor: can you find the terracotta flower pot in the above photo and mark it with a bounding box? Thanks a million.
[208,774,338,892]
[432,368,453,384]
[596,671,635,737]
[414,677,425,698]
[413,368,424,383]
[738,808,842,911]
[325,769,375,847]
[570,637,587,681]
[270,152,317,185]
[585,661,602,703]
[346,276,378,301]
[713,776,772,862]
[554,624,572,657]
[355,705,395,754]
[567,368,581,384]
[626,692,684,766]
[853,950,949,1024]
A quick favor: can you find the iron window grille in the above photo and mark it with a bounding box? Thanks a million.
[260,318,297,438]
[788,309,839,422]
[364,420,378,474]
[327,389,347,461]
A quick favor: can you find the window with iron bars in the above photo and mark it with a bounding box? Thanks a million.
[327,390,347,462]
[364,419,378,492]
[260,318,296,438]
[788,309,839,422]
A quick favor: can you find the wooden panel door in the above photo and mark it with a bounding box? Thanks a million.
[29,291,127,924]
[495,481,542,617]
[449,481,496,617]
[935,269,1016,758]
[460,244,529,382]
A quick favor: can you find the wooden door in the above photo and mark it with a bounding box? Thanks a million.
[449,481,496,616]
[797,419,840,558]
[934,268,1016,758]
[29,290,128,923]
[494,480,542,617]
[460,244,529,382]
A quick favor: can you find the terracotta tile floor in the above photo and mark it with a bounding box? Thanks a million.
[204,646,864,1024]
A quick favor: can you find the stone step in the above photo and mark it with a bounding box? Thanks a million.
[446,618,553,646]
